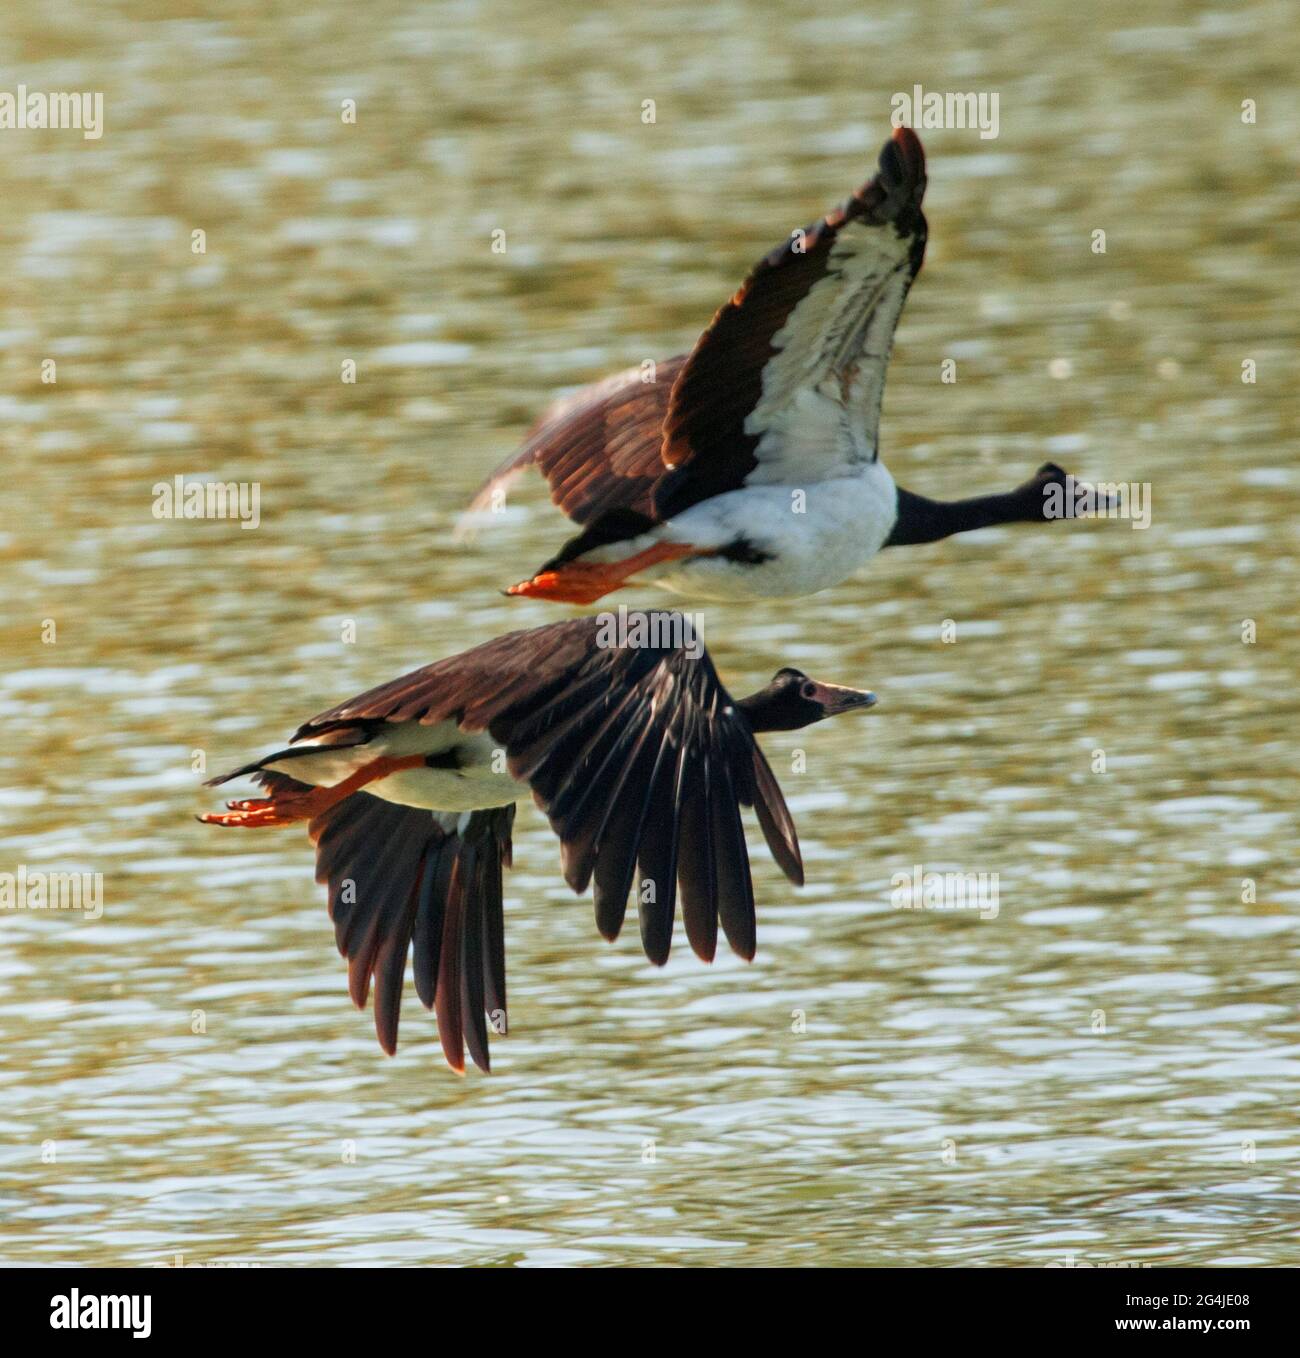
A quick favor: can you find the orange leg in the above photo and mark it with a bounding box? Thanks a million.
[200,755,427,827]
[506,542,700,605]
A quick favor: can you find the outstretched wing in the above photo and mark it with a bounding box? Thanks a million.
[297,614,803,966]
[258,769,513,1075]
[460,127,926,536]
[653,127,927,520]
[458,358,687,533]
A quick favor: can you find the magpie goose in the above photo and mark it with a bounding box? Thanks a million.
[465,127,1098,604]
[201,613,876,1072]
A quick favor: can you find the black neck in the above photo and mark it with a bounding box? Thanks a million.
[885,484,1040,547]
[735,688,797,733]
[736,690,776,731]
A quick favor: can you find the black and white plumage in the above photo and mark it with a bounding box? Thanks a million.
[202,613,877,1073]
[463,127,1099,606]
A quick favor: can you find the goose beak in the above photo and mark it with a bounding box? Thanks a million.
[814,682,878,716]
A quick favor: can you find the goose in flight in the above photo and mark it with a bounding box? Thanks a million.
[463,127,1097,605]
[200,613,877,1072]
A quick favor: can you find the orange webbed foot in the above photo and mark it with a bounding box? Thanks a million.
[199,798,300,828]
[505,543,700,605]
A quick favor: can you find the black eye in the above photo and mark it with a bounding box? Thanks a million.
[800,681,817,700]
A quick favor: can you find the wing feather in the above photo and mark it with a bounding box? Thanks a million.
[459,843,491,1074]
[675,738,718,964]
[254,770,514,1073]
[589,716,666,940]
[708,754,757,962]
[634,705,687,966]
[285,613,808,973]
[435,856,467,1072]
[746,746,804,886]
[458,359,686,533]
[412,837,454,1009]
[653,128,927,518]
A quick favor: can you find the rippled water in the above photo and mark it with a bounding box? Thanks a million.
[2,1,1298,1266]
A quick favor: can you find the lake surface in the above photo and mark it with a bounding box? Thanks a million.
[1,0,1297,1266]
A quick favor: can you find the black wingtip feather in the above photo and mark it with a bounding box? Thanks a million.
[676,761,718,965]
[434,856,467,1073]
[460,847,492,1074]
[709,758,757,962]
[482,846,508,1026]
[749,748,804,885]
[633,709,687,967]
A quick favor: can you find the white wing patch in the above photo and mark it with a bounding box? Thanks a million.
[742,219,915,485]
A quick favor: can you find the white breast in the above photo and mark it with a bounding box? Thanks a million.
[265,722,521,813]
[648,462,898,601]
[367,744,521,813]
